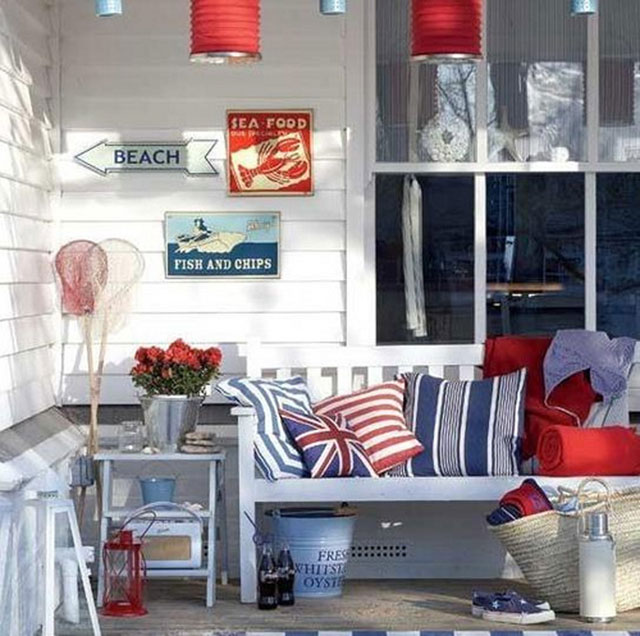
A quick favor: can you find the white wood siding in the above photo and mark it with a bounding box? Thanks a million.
[0,0,56,430]
[58,0,347,405]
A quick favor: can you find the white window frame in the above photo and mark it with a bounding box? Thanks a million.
[346,0,640,347]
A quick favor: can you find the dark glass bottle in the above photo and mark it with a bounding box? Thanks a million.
[277,544,295,606]
[257,543,278,610]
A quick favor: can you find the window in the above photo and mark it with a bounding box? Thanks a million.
[372,0,640,345]
[376,175,474,344]
[376,0,476,163]
[487,0,587,162]
[597,174,640,337]
[599,0,640,161]
[487,174,585,336]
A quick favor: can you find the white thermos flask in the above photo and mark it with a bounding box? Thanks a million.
[579,510,616,622]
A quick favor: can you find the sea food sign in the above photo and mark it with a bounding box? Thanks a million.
[165,212,279,278]
[227,110,313,196]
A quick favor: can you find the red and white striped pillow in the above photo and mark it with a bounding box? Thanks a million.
[313,380,424,475]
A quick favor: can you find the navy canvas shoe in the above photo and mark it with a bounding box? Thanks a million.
[472,591,554,623]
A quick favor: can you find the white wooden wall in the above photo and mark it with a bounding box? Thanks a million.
[57,0,347,406]
[0,0,56,430]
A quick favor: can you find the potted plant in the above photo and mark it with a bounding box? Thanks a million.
[130,339,222,451]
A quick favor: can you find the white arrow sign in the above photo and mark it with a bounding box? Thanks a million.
[74,139,220,176]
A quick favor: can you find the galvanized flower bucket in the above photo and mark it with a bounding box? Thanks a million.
[140,395,203,452]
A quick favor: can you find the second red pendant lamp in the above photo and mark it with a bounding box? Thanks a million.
[190,0,261,64]
[411,0,482,62]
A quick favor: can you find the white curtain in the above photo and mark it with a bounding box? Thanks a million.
[402,175,427,338]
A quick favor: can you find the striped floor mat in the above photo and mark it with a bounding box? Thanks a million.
[248,632,640,636]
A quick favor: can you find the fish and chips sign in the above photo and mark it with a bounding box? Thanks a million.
[227,110,313,196]
[165,211,280,279]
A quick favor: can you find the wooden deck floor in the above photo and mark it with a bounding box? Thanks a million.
[58,579,640,636]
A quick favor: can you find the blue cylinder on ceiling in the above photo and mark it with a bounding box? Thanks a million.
[320,0,346,15]
[95,0,122,17]
[571,0,597,15]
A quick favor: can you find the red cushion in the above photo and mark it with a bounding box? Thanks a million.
[483,336,597,459]
[313,380,424,475]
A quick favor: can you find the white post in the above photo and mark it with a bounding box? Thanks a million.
[237,411,258,603]
[585,9,599,331]
[43,503,56,636]
[63,501,102,635]
[217,459,230,585]
[206,459,217,607]
[97,459,111,608]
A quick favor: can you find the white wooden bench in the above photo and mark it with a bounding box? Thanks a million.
[232,342,640,602]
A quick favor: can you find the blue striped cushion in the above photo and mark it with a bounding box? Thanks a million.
[393,369,527,476]
[215,376,313,480]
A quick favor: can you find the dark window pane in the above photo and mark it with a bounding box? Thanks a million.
[599,0,640,160]
[487,174,585,335]
[376,175,474,344]
[597,174,640,337]
[376,0,476,163]
[487,0,587,162]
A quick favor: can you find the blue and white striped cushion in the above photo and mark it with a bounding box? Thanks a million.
[215,376,313,480]
[393,369,527,477]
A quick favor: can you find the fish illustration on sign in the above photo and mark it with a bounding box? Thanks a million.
[165,212,280,278]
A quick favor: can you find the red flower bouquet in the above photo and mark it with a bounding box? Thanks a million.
[130,339,222,397]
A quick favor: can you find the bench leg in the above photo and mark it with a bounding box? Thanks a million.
[237,410,258,604]
[239,499,257,603]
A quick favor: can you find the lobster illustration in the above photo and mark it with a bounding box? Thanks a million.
[237,135,309,188]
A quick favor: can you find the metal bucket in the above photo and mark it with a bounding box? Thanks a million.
[139,477,176,505]
[267,508,356,598]
[140,395,203,452]
[95,0,122,17]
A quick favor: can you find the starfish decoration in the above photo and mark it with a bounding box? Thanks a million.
[491,106,529,162]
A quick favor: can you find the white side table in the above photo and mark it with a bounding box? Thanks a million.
[94,451,228,608]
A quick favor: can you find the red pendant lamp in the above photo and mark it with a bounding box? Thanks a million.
[411,0,482,62]
[190,0,261,64]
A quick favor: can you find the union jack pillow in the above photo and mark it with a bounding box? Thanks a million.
[313,380,424,474]
[279,410,377,478]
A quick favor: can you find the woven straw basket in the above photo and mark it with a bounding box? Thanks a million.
[490,478,640,613]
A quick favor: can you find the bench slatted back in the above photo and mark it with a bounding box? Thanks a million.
[243,342,485,400]
[242,341,640,404]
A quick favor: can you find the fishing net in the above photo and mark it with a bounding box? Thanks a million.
[55,241,109,521]
[86,239,145,454]
[55,238,144,455]
[89,239,145,342]
[54,241,107,316]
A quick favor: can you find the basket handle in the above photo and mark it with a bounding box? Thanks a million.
[577,477,612,513]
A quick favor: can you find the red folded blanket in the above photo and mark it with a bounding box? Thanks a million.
[537,425,640,476]
[500,478,553,517]
[484,336,597,459]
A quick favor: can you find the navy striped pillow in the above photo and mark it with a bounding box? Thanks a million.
[393,369,527,477]
[215,376,313,480]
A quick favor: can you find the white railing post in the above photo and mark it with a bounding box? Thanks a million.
[236,408,258,603]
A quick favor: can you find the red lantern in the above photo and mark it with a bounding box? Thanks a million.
[411,0,482,62]
[101,530,148,617]
[190,0,261,64]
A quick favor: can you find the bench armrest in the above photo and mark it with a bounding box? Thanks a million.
[231,406,256,416]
